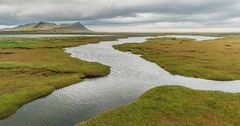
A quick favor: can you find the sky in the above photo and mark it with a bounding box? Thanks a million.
[1,0,240,32]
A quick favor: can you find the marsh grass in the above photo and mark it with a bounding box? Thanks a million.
[114,36,240,80]
[0,36,116,119]
[77,86,240,126]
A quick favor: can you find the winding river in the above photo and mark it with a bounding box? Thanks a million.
[1,35,240,126]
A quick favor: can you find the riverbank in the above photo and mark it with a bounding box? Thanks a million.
[0,36,116,119]
[114,36,240,80]
[77,85,240,126]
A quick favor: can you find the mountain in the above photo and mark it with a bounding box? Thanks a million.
[33,22,58,30]
[1,21,92,33]
[53,22,90,32]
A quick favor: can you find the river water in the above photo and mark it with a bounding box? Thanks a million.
[1,35,240,126]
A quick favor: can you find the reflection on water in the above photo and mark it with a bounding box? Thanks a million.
[1,35,240,126]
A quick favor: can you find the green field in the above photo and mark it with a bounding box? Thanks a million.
[77,86,240,126]
[0,36,116,119]
[114,36,240,80]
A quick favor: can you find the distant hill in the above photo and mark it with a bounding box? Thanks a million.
[1,21,92,33]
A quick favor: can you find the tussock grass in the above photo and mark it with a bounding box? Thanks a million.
[77,86,240,126]
[114,36,240,80]
[0,36,116,119]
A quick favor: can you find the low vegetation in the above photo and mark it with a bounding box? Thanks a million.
[0,36,116,119]
[114,36,240,80]
[77,85,240,126]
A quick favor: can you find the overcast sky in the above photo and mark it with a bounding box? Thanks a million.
[1,0,240,32]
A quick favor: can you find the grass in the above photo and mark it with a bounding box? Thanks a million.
[77,85,240,126]
[114,36,240,80]
[0,36,117,119]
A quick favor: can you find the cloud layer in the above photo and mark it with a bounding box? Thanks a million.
[1,0,240,31]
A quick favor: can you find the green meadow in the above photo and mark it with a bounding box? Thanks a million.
[77,85,240,126]
[2,34,240,126]
[114,36,240,80]
[0,36,116,119]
